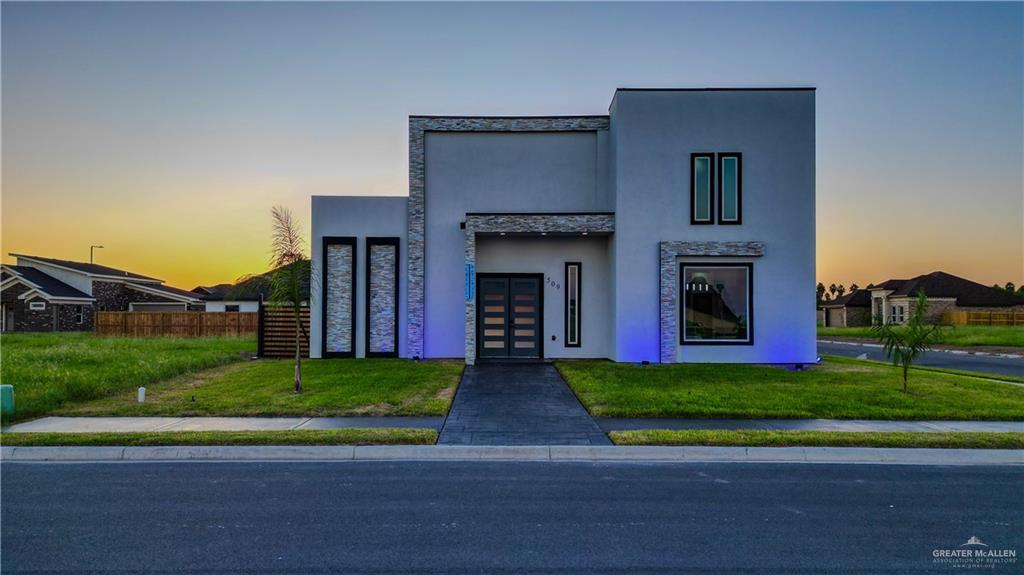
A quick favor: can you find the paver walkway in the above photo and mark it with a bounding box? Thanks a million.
[3,416,443,433]
[599,418,1023,433]
[438,363,611,446]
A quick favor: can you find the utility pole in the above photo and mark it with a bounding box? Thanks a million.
[90,245,104,264]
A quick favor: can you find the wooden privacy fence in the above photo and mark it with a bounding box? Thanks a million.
[942,310,1024,326]
[259,304,310,358]
[96,311,259,337]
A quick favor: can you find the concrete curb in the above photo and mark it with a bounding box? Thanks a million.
[2,445,1022,465]
[818,339,1024,359]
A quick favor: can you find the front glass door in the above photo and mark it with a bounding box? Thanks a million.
[478,275,541,358]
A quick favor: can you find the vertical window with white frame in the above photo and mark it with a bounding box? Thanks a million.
[718,153,742,224]
[690,153,714,224]
[564,262,581,347]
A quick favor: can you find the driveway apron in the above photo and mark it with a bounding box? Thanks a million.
[438,363,611,445]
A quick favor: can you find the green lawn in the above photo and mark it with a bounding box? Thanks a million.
[609,430,1024,449]
[556,356,1024,420]
[1,428,437,446]
[56,358,464,417]
[1,333,255,421]
[818,325,1024,348]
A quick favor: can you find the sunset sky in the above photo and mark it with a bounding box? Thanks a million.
[2,2,1021,290]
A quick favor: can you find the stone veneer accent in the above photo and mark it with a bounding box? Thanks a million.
[462,213,615,364]
[408,115,610,359]
[659,241,766,363]
[325,244,354,353]
[368,243,397,354]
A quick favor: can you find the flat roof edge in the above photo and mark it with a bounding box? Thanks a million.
[409,114,609,120]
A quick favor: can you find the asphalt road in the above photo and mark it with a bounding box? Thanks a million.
[819,341,1024,379]
[3,461,1022,574]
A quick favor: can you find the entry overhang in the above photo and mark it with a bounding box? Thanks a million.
[463,212,615,236]
[462,212,614,365]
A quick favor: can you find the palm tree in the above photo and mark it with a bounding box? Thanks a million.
[828,283,838,299]
[816,282,826,306]
[850,283,860,293]
[871,291,943,393]
[268,206,310,393]
[1006,282,1016,294]
[836,284,846,298]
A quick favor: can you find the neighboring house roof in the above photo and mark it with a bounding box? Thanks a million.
[0,265,94,302]
[869,271,1022,307]
[191,283,233,300]
[125,282,205,304]
[197,263,310,302]
[821,289,871,308]
[868,279,907,291]
[9,253,163,283]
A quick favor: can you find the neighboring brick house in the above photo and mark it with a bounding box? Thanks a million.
[0,254,204,332]
[820,289,871,327]
[0,266,94,332]
[821,271,1024,327]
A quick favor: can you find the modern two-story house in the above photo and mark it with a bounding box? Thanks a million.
[310,88,816,364]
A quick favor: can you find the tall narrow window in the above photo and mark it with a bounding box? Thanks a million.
[718,153,742,224]
[564,262,581,347]
[690,153,714,224]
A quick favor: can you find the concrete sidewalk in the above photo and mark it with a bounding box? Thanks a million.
[2,445,1022,465]
[6,416,1019,434]
[599,418,1024,433]
[3,416,444,433]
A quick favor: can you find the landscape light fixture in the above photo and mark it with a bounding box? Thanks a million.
[90,245,104,264]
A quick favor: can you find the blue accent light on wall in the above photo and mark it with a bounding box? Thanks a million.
[465,263,475,301]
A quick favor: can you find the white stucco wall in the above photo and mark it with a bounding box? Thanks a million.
[610,89,817,363]
[205,301,259,313]
[423,131,610,358]
[476,236,612,359]
[310,195,407,359]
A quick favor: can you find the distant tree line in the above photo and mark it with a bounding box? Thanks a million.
[992,282,1024,298]
[816,282,860,306]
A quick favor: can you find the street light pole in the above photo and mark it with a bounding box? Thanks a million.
[90,245,104,264]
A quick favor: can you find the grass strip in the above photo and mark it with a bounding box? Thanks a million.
[817,325,1024,348]
[556,356,1024,420]
[609,429,1024,449]
[1,428,438,447]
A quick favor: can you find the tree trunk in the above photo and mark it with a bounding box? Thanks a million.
[902,362,909,394]
[293,305,303,393]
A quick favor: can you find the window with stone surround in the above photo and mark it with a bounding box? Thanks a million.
[680,263,752,345]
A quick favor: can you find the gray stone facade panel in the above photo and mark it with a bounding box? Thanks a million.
[325,244,354,353]
[409,115,611,360]
[659,241,766,363]
[464,213,615,235]
[368,244,397,354]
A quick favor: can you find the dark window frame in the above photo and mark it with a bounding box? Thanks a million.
[564,262,582,348]
[76,305,85,324]
[321,236,357,359]
[717,152,743,225]
[365,237,400,358]
[690,152,716,225]
[224,304,240,313]
[678,262,754,346]
[475,273,545,360]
